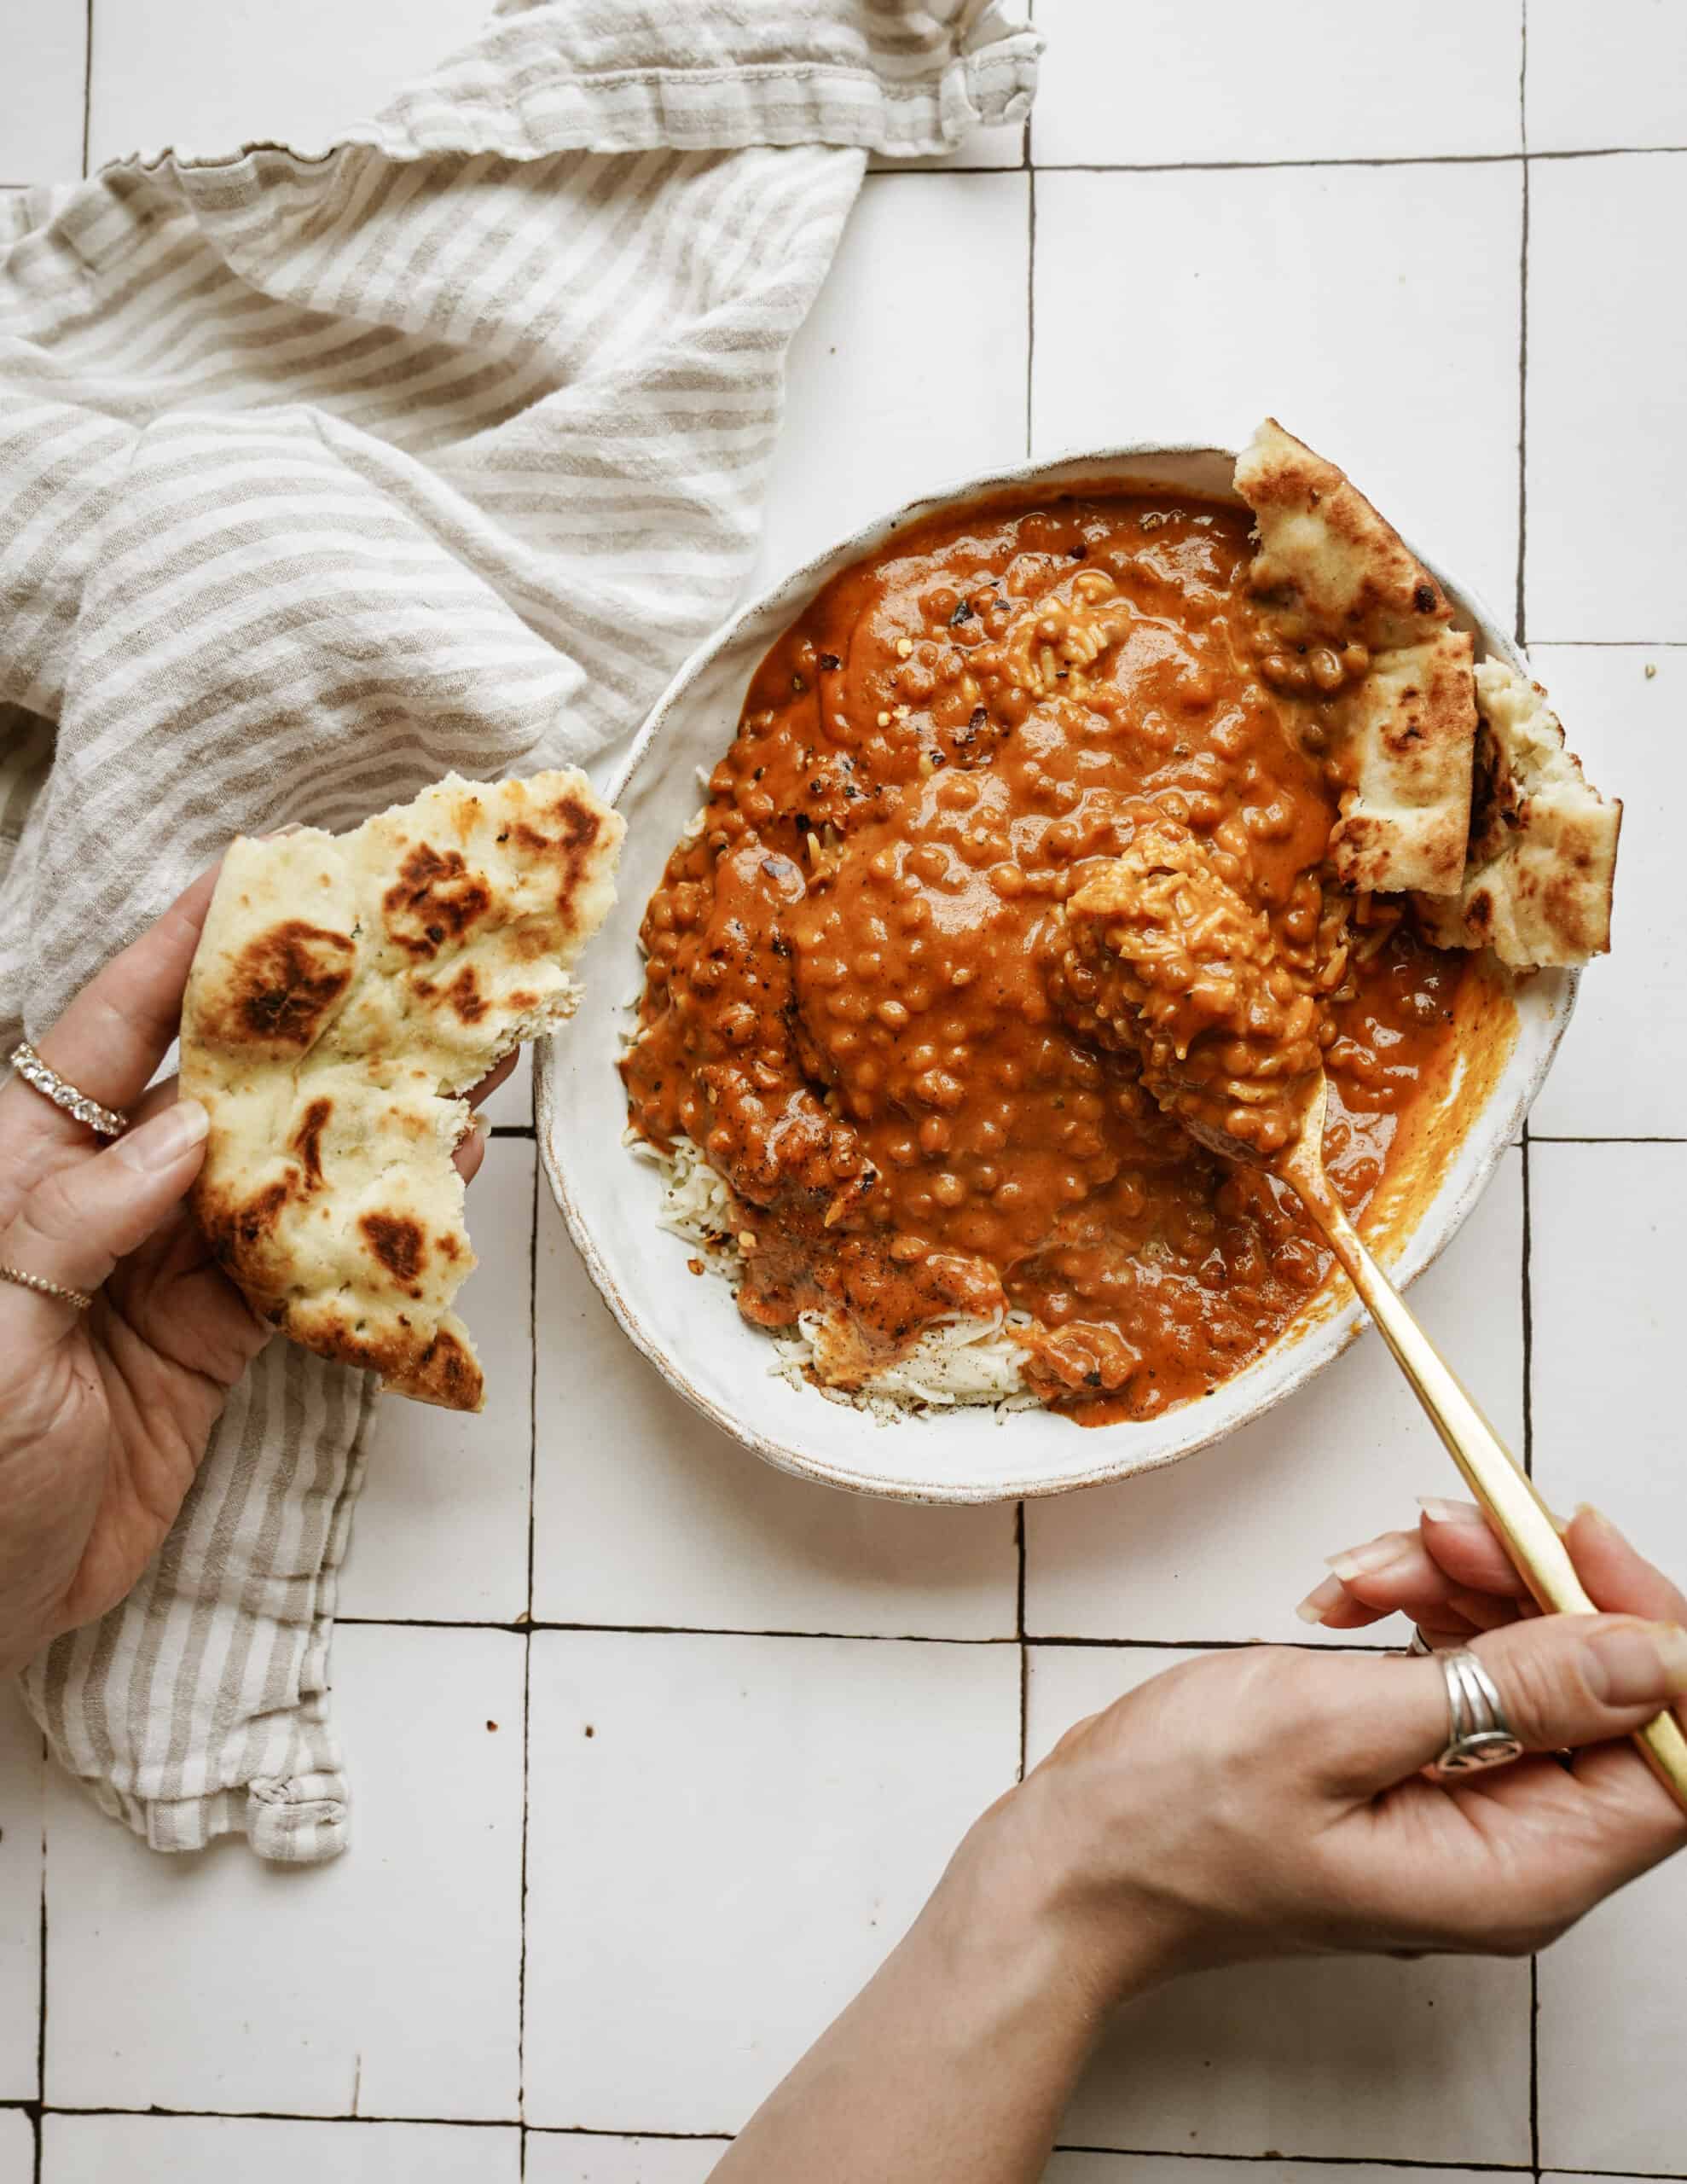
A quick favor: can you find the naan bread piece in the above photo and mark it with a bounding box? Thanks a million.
[1413,659,1620,969]
[181,771,624,1410]
[1235,418,1477,898]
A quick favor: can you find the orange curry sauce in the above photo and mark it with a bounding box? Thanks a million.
[622,493,1467,1424]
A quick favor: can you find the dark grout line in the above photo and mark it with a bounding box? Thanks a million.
[333,1613,1401,1653]
[1015,1501,1029,1779]
[1024,168,1037,458]
[872,142,1687,184]
[1023,0,1035,170]
[1520,1130,1534,1479]
[1529,142,1687,160]
[1024,144,1684,176]
[1029,1632,1401,1654]
[1530,1134,1684,1144]
[79,0,93,178]
[1032,152,1526,174]
[1516,167,1530,645]
[518,1151,538,2129]
[34,1724,47,2184]
[336,1614,1017,1639]
[1529,1954,1542,2173]
[490,1124,536,1139]
[43,2105,519,2129]
[528,2125,735,2142]
[1051,2146,1543,2172]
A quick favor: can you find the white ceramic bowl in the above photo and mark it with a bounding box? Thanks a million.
[536,444,1574,1504]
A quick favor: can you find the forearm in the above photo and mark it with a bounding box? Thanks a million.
[712,1804,1162,2184]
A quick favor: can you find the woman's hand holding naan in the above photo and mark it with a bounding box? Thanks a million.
[0,867,510,1674]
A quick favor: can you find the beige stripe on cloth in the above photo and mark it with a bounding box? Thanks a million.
[0,0,1040,1862]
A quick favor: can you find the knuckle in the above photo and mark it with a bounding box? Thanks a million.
[1483,1632,1583,1745]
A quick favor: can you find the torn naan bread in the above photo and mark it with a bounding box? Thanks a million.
[1414,659,1620,969]
[1235,418,1477,899]
[182,771,623,1410]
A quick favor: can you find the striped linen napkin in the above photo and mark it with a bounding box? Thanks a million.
[0,0,1040,1862]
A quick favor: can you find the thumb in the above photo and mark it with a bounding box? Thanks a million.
[1325,1612,1687,1793]
[0,1099,210,1315]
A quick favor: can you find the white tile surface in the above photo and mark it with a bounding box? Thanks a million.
[1538,1851,1687,2173]
[868,121,1025,173]
[531,1190,1017,1635]
[1527,153,1687,641]
[1527,0,1687,153]
[526,2135,728,2184]
[480,1044,534,1130]
[1027,1647,1533,2164]
[1046,2164,1488,2184]
[0,2109,31,2184]
[523,1629,1018,2132]
[339,1139,534,1623]
[1527,648,1684,1139]
[751,172,1030,591]
[1025,1153,1524,1642]
[0,0,84,182]
[44,1625,524,2119]
[0,1688,42,2104]
[86,0,488,166]
[1033,0,1521,166]
[42,2114,521,2183]
[1031,164,1522,622]
[1530,1141,1686,1571]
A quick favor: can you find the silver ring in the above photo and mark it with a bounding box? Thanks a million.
[9,1040,128,1139]
[1429,1646,1524,1777]
[0,1262,94,1311]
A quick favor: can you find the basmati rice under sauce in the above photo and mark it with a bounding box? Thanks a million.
[620,491,1468,1425]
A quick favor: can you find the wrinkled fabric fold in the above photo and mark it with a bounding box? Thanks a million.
[0,0,1039,1862]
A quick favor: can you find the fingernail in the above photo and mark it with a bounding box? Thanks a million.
[1575,1502,1618,1536]
[1326,1536,1409,1581]
[1417,1496,1483,1526]
[1582,1621,1687,1706]
[1295,1575,1348,1625]
[117,1097,208,1174]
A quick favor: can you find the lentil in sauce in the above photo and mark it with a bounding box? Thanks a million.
[622,492,1469,1424]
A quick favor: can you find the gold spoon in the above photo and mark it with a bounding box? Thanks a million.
[1189,1074,1687,1813]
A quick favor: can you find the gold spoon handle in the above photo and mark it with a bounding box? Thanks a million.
[1301,1179,1687,1814]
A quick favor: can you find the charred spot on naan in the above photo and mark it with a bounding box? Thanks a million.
[383,843,494,959]
[290,1097,333,1185]
[386,1321,483,1409]
[220,920,356,1049]
[360,1211,427,1291]
[508,788,607,916]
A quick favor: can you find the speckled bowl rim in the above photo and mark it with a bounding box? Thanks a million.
[537,441,1574,1505]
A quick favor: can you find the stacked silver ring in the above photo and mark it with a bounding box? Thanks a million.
[1429,1647,1525,1776]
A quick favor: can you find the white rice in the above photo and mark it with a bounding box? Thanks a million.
[637,1131,1039,1423]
